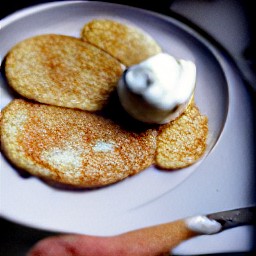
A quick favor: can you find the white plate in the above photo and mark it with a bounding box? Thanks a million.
[0,1,254,254]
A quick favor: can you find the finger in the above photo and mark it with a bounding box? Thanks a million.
[27,234,112,256]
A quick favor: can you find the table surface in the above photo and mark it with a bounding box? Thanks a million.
[1,1,255,255]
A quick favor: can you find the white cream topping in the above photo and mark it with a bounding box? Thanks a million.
[117,53,196,124]
[185,215,222,235]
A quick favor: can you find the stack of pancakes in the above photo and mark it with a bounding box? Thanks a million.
[1,19,208,188]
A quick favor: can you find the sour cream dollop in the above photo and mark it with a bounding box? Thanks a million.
[185,215,222,235]
[117,53,196,124]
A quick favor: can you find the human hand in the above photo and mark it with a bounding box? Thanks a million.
[27,219,197,256]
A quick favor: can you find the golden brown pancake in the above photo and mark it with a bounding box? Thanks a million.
[1,99,157,187]
[4,34,123,111]
[81,19,162,67]
[2,20,209,187]
[155,102,208,169]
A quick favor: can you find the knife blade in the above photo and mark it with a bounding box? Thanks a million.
[207,206,256,231]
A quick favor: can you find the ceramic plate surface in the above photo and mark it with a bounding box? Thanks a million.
[0,2,254,254]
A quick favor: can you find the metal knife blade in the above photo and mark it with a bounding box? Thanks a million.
[207,206,256,231]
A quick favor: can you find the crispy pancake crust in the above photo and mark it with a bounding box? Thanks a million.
[1,99,157,187]
[155,102,208,169]
[81,19,162,67]
[4,34,123,111]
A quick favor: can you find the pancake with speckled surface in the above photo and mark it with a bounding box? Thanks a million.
[81,19,162,67]
[4,34,123,111]
[155,101,208,169]
[1,99,157,187]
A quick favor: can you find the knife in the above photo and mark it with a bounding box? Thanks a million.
[184,206,256,235]
[206,206,256,231]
